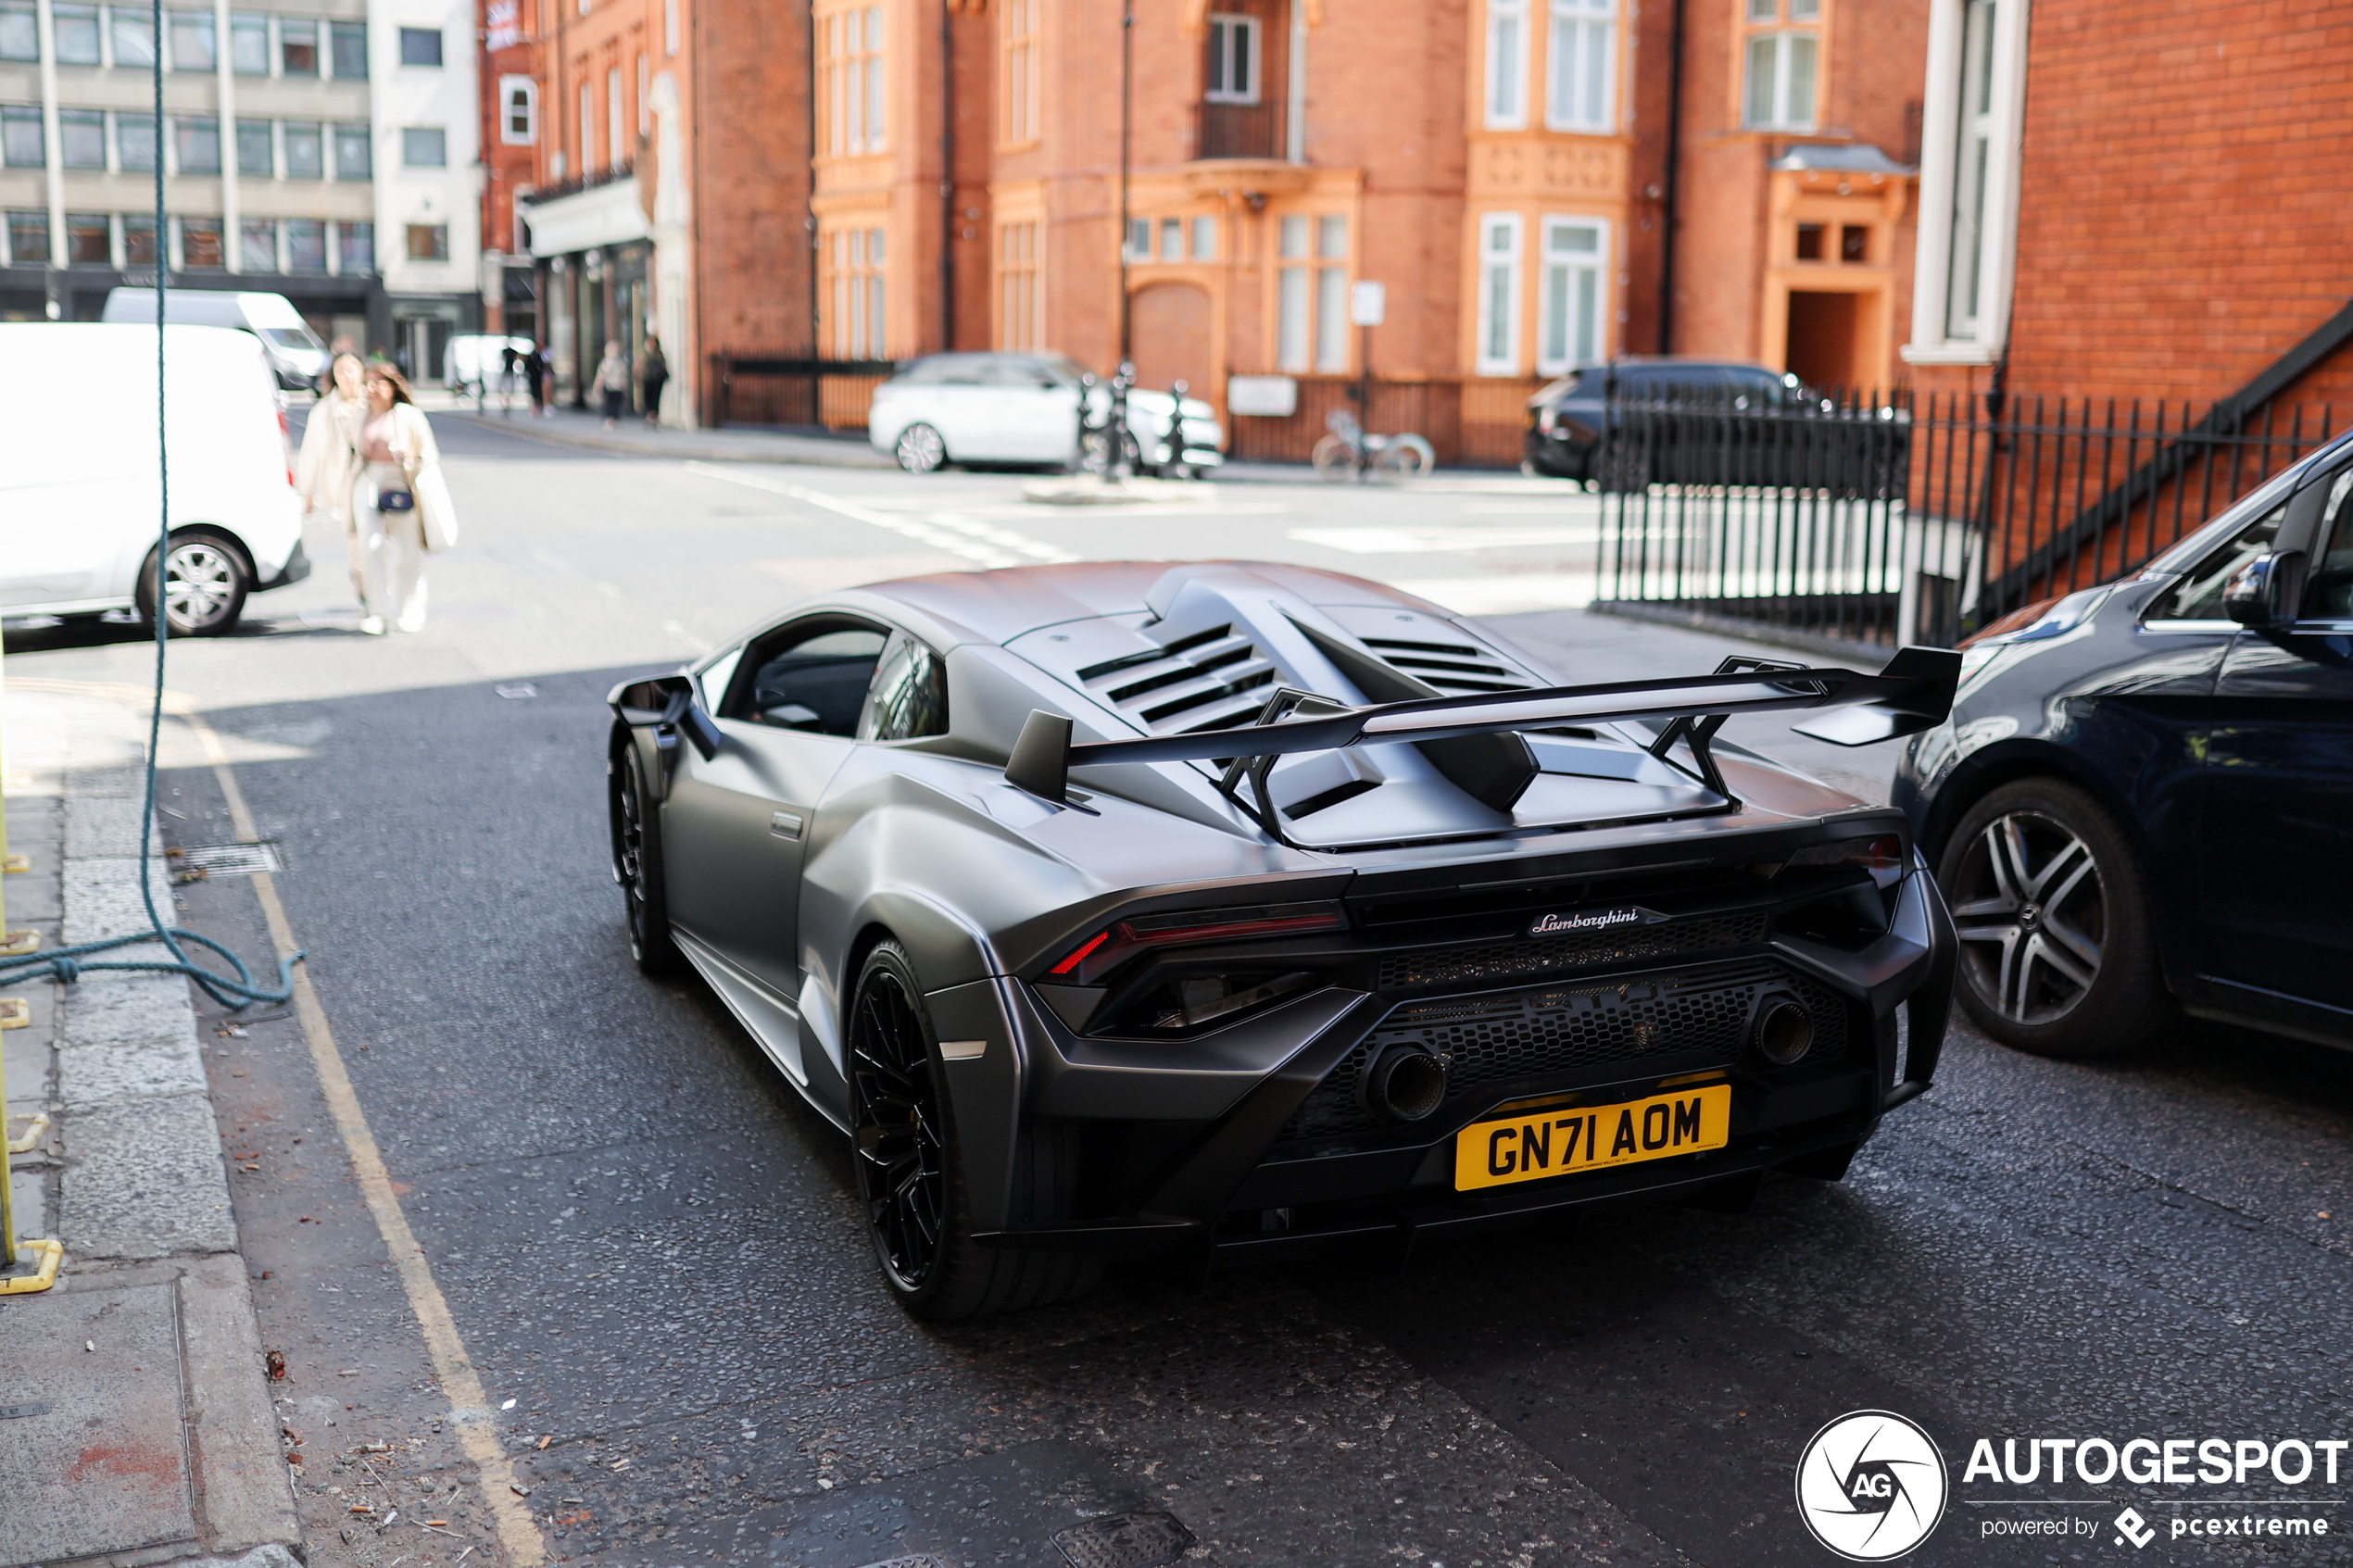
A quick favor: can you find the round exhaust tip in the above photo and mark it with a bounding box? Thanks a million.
[1754,996,1815,1066]
[1365,1045,1449,1123]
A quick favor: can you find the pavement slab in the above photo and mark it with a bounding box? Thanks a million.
[60,972,205,1053]
[60,1035,210,1106]
[67,794,165,859]
[61,856,181,947]
[58,1092,237,1259]
[0,1279,198,1565]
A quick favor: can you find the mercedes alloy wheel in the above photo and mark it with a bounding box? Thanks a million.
[1938,778,2169,1057]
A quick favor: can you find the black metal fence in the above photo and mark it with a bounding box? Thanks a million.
[709,354,896,431]
[1595,391,2342,648]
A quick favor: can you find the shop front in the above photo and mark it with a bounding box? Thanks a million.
[522,173,653,409]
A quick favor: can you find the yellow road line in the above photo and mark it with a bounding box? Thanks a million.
[173,704,548,1568]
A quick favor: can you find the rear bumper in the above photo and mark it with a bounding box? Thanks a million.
[256,538,311,593]
[959,863,1957,1266]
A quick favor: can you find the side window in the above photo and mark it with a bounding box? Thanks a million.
[726,621,887,734]
[2151,502,2285,622]
[861,632,950,742]
[2303,470,2353,621]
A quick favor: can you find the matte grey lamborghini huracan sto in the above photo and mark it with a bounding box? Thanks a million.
[607,561,1962,1319]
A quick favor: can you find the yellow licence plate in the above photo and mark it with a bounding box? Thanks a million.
[1454,1084,1732,1192]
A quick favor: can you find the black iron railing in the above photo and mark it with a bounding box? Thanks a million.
[1593,390,2341,648]
[711,353,896,431]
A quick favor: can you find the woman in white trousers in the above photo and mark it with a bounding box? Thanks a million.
[295,353,371,608]
[349,366,460,634]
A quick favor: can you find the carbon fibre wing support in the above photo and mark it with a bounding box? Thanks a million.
[1001,646,1962,803]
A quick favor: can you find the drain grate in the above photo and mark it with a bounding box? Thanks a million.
[1052,1511,1197,1568]
[176,843,283,878]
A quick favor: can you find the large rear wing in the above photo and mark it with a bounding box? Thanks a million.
[1004,646,1961,827]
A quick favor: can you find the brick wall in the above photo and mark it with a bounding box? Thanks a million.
[1999,0,2353,407]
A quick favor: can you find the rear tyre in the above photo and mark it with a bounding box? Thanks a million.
[610,743,685,975]
[849,940,1101,1321]
[1374,436,1432,483]
[1311,433,1359,483]
[894,422,948,473]
[135,528,250,636]
[1937,777,2170,1058]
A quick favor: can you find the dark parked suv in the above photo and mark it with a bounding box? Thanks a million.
[1524,358,1907,495]
[1895,433,2353,1060]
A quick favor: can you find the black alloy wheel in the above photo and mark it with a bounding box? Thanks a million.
[1938,777,2169,1058]
[845,941,1101,1320]
[850,947,950,1296]
[611,745,683,974]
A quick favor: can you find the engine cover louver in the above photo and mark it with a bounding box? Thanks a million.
[1359,636,1529,694]
[1075,623,1278,734]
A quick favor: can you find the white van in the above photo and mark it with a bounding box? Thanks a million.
[101,287,332,391]
[0,323,309,635]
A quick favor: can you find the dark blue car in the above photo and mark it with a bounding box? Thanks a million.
[1894,438,2353,1059]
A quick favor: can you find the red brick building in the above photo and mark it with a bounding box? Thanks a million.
[485,0,1933,433]
[1906,0,2353,409]
[494,0,812,419]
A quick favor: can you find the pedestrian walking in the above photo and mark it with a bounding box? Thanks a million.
[526,342,549,418]
[349,365,460,635]
[296,351,373,608]
[498,342,521,417]
[593,340,631,428]
[638,337,670,426]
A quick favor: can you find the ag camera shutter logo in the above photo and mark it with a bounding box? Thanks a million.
[1795,1410,1949,1561]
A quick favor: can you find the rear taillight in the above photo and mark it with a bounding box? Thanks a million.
[1045,900,1347,985]
[277,407,295,487]
[1782,834,1906,887]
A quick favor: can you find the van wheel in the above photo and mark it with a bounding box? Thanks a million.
[136,529,251,636]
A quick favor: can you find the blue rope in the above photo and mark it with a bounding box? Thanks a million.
[0,1,298,1014]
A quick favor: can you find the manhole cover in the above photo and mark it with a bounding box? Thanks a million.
[1051,1511,1196,1568]
[177,843,283,878]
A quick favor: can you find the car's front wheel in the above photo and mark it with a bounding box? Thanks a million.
[1938,778,2170,1057]
[894,422,948,473]
[135,528,251,635]
[610,743,684,975]
[848,940,1100,1320]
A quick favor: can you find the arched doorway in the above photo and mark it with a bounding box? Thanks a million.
[1130,282,1214,396]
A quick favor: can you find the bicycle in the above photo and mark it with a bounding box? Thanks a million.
[1312,408,1434,483]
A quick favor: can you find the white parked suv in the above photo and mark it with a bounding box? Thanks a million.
[0,323,310,635]
[867,352,1223,474]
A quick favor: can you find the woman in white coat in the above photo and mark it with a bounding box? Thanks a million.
[348,365,459,634]
[295,352,373,607]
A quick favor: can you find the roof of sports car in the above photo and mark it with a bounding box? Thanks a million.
[853,559,1430,648]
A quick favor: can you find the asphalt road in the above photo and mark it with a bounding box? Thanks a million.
[9,417,2352,1568]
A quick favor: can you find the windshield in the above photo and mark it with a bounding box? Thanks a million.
[261,326,324,352]
[2137,459,2312,578]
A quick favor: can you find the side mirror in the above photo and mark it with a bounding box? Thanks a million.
[2222,551,2305,627]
